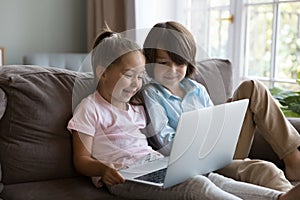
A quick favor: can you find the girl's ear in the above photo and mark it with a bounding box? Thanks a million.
[95,66,105,79]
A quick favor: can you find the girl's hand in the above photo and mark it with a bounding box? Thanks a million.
[101,164,125,186]
[227,97,233,102]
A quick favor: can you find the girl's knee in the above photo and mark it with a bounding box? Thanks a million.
[189,175,213,187]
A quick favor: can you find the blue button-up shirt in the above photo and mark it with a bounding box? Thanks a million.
[142,78,213,155]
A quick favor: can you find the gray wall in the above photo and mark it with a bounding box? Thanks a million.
[0,0,87,65]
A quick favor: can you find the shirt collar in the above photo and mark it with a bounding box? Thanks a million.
[149,78,198,99]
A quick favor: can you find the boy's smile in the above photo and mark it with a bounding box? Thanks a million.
[153,49,187,93]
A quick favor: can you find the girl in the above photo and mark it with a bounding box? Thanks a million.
[67,28,299,199]
[142,21,300,192]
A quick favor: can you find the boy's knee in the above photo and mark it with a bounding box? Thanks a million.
[239,80,254,90]
[234,79,269,100]
[233,80,254,100]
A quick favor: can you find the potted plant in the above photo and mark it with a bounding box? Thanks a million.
[270,75,300,117]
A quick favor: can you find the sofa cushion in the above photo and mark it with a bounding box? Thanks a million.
[193,58,233,105]
[0,177,126,200]
[0,88,6,120]
[0,163,3,194]
[0,65,94,184]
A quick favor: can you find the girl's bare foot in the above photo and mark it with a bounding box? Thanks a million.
[278,184,300,200]
[284,149,300,181]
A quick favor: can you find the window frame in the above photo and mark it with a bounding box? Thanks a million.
[241,0,300,90]
[182,0,300,89]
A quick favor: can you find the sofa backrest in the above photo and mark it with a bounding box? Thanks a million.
[22,53,233,104]
[0,58,232,184]
[23,53,91,72]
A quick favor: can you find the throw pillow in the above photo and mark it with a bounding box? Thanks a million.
[192,58,233,105]
[0,65,94,184]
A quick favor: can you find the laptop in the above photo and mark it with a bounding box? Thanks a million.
[119,99,249,189]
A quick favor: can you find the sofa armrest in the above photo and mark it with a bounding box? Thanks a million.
[0,88,6,120]
[249,117,300,169]
[287,117,300,133]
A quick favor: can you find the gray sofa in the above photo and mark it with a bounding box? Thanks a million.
[0,57,298,199]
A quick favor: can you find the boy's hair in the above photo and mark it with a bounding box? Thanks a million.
[143,21,197,78]
[91,28,142,78]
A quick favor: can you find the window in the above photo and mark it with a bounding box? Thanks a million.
[182,0,300,90]
[181,0,231,59]
[244,0,300,90]
[180,0,240,86]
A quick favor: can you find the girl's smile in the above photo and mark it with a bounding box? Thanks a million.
[98,51,145,110]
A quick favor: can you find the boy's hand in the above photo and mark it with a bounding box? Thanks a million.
[102,164,125,186]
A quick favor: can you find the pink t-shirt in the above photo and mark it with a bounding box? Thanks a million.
[68,91,161,186]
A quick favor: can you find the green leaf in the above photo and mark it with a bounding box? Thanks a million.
[270,87,300,118]
[269,87,284,95]
[282,109,300,117]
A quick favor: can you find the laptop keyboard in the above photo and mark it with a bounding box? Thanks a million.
[134,168,167,184]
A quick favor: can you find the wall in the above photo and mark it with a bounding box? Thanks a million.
[0,0,87,65]
[133,0,182,48]
[134,0,180,29]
